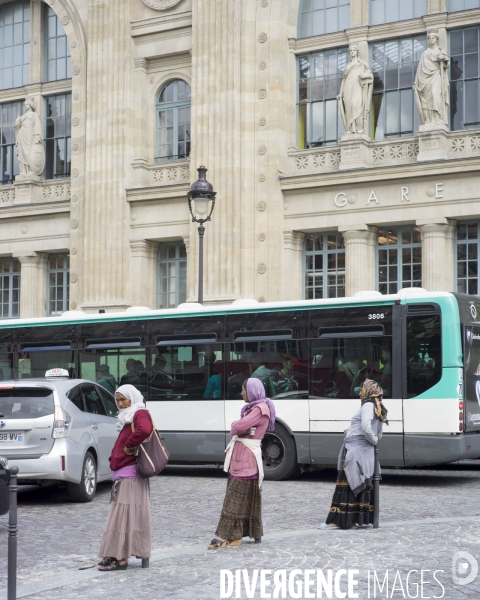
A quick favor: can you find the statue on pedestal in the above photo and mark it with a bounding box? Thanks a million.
[414,29,450,127]
[337,46,373,135]
[13,97,45,178]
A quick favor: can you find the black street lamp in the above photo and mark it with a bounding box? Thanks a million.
[187,165,217,304]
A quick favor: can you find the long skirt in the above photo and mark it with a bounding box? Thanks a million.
[215,477,263,541]
[325,449,374,529]
[99,478,151,559]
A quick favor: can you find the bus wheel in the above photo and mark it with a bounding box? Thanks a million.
[262,424,300,481]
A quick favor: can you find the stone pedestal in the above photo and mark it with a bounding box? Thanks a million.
[13,177,43,204]
[341,228,377,296]
[418,220,455,292]
[339,133,371,170]
[417,124,449,162]
[15,253,48,318]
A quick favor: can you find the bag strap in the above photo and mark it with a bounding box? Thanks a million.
[130,411,160,438]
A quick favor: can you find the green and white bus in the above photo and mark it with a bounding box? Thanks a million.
[0,289,478,480]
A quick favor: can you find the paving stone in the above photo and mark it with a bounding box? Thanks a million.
[0,464,479,598]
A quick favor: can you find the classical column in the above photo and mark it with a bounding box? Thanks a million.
[16,253,48,318]
[341,228,378,296]
[418,221,455,292]
[129,241,158,308]
[81,0,134,312]
[283,231,305,301]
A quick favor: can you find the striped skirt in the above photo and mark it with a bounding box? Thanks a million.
[325,448,374,529]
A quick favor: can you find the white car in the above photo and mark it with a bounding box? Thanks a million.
[0,370,119,502]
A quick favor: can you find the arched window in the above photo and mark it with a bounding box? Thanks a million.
[156,80,191,163]
[298,0,350,38]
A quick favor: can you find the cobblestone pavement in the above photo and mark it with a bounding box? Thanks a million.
[1,463,480,599]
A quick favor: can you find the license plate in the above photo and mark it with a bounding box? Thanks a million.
[0,432,23,442]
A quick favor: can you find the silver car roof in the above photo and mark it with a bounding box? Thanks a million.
[0,379,93,392]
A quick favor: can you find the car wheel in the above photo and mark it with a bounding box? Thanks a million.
[67,451,97,502]
[262,423,300,481]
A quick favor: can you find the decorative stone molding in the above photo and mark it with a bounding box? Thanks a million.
[283,230,305,252]
[258,32,268,43]
[259,118,266,126]
[142,0,183,9]
[42,183,71,200]
[257,201,267,211]
[258,89,267,99]
[0,187,15,205]
[258,145,267,155]
[152,163,190,185]
[257,263,267,274]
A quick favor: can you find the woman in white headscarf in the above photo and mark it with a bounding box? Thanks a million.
[98,384,153,571]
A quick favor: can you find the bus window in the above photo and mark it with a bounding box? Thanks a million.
[79,348,147,397]
[309,337,392,399]
[406,315,442,397]
[15,342,75,379]
[148,343,224,401]
[225,344,309,400]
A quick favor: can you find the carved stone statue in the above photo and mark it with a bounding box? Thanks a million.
[414,29,450,127]
[337,46,373,135]
[13,97,45,178]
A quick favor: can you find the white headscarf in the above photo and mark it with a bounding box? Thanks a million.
[115,384,146,425]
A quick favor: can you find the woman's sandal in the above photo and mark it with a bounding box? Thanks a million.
[98,559,128,571]
[98,557,114,566]
[227,538,242,547]
[208,538,228,550]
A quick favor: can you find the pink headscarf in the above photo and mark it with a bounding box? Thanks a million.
[240,377,276,431]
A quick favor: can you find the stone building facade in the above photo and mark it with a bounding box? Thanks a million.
[1,0,480,317]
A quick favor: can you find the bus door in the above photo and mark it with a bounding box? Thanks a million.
[147,336,226,462]
[308,310,404,467]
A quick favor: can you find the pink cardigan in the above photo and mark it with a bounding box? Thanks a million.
[228,403,270,478]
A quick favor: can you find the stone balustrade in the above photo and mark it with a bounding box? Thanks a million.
[286,130,480,177]
[0,179,71,207]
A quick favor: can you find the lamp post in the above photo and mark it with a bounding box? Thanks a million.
[187,165,217,304]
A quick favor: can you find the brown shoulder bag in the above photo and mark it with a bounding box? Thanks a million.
[131,415,170,478]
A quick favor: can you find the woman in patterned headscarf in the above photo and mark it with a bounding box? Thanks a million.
[319,379,388,530]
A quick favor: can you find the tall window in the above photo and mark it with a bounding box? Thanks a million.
[304,233,345,299]
[378,227,422,294]
[456,223,479,295]
[450,27,480,131]
[298,48,348,148]
[0,1,30,90]
[0,101,23,185]
[47,253,69,316]
[0,257,20,318]
[370,0,427,25]
[45,6,71,82]
[45,93,71,179]
[448,1,480,11]
[156,80,191,163]
[371,36,426,140]
[298,0,350,38]
[157,243,187,309]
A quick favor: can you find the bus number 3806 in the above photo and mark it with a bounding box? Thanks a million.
[368,313,385,320]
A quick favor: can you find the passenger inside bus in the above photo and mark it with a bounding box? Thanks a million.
[96,364,117,394]
[203,362,222,399]
[271,358,299,395]
[120,358,137,385]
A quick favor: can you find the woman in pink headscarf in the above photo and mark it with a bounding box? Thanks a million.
[208,378,276,549]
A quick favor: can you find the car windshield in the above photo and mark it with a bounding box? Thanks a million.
[0,389,54,419]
